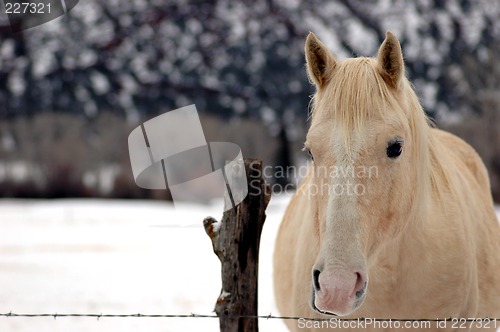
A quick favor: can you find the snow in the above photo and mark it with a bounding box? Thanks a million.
[0,162,42,183]
[218,291,231,301]
[0,197,499,332]
[211,219,222,234]
[0,196,291,332]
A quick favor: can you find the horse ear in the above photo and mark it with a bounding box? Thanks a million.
[377,31,404,89]
[305,32,336,89]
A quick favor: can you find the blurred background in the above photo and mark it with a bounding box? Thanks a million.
[0,2,500,331]
[0,0,499,202]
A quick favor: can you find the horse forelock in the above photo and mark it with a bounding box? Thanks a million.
[312,58,405,136]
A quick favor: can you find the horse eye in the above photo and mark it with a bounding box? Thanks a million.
[306,148,314,161]
[386,141,403,158]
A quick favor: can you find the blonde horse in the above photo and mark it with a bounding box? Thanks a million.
[274,31,500,331]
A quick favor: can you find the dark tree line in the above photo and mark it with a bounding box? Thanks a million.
[1,0,498,119]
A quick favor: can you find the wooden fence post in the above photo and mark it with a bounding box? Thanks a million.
[203,158,271,332]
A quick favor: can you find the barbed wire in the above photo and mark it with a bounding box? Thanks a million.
[0,312,495,322]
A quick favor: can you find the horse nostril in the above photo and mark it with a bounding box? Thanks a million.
[354,272,367,299]
[313,269,321,291]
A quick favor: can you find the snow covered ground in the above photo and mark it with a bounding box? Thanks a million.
[0,195,291,332]
[0,196,499,332]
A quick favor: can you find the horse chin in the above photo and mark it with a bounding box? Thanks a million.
[310,288,366,317]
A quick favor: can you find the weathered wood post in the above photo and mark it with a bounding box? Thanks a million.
[203,158,271,332]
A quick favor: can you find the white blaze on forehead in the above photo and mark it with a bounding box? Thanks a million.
[324,128,363,260]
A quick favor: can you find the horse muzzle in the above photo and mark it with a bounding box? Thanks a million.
[310,268,368,316]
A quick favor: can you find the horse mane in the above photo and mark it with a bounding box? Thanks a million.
[310,57,453,223]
